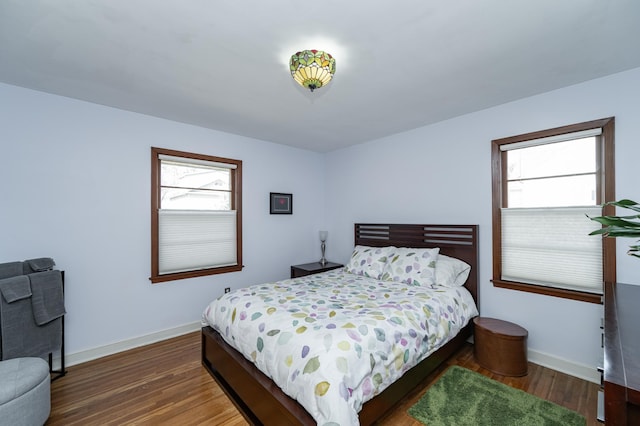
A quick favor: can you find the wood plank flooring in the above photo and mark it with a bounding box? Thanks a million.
[48,331,600,425]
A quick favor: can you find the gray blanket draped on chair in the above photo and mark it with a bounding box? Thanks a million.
[0,258,65,360]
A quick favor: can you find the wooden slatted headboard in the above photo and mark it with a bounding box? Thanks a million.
[355,223,479,305]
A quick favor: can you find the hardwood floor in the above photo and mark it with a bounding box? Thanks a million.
[48,331,600,425]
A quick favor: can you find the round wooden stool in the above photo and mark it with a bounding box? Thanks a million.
[473,317,528,376]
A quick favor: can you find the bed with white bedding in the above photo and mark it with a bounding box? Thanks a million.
[201,223,479,425]
[202,268,478,425]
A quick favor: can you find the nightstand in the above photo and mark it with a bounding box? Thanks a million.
[290,262,344,278]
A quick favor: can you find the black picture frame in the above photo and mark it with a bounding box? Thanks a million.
[270,192,292,214]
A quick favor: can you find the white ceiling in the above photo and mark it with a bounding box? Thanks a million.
[1,1,639,152]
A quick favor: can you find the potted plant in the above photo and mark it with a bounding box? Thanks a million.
[589,199,640,258]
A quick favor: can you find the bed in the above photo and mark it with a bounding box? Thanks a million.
[201,223,479,425]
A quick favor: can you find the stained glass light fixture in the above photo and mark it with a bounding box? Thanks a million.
[289,50,336,92]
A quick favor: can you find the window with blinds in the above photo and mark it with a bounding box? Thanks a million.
[150,148,242,283]
[491,118,616,303]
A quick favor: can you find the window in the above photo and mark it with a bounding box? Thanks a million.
[150,147,242,283]
[491,118,615,303]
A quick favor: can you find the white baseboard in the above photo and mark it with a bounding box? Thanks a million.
[528,348,600,384]
[53,321,202,369]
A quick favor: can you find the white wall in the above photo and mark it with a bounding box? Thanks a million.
[324,67,640,381]
[0,83,326,359]
[2,67,639,379]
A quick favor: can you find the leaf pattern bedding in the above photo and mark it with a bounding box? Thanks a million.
[201,268,478,425]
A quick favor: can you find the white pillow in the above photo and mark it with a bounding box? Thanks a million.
[431,254,471,287]
[345,245,395,279]
[382,247,440,286]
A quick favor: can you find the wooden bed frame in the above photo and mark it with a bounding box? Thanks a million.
[201,223,479,425]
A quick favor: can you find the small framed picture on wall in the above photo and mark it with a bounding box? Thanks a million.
[270,192,292,214]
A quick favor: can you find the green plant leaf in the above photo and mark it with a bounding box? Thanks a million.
[604,199,640,213]
[590,216,640,227]
[588,199,640,258]
[606,228,640,238]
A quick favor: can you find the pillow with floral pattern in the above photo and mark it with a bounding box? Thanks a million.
[345,245,395,279]
[382,247,440,286]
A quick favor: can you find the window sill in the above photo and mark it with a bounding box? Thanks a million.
[492,279,602,304]
[150,264,242,284]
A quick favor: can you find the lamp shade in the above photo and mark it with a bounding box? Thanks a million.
[290,50,336,92]
[319,230,328,241]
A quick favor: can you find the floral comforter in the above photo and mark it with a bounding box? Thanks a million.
[201,269,478,425]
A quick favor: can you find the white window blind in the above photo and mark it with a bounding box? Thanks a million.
[158,154,238,169]
[501,206,603,294]
[158,210,237,274]
[499,128,602,151]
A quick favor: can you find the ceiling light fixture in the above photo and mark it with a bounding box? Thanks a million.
[289,50,336,92]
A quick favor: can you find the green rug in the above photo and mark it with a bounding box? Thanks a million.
[408,366,585,426]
